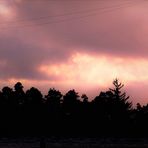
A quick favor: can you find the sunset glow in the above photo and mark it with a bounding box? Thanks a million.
[39,52,148,87]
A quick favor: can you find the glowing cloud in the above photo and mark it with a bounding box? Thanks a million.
[39,52,148,89]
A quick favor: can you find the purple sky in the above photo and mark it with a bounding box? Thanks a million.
[0,0,148,104]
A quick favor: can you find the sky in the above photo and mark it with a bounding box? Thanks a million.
[0,0,148,104]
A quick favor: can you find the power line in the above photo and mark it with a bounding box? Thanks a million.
[0,1,134,25]
[0,2,139,30]
[0,1,141,30]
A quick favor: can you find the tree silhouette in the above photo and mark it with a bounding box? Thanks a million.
[109,79,132,112]
[26,87,43,105]
[92,91,114,133]
[45,88,62,107]
[81,94,88,103]
[25,87,44,134]
[1,86,13,105]
[63,89,80,114]
[0,80,148,137]
[62,90,81,133]
[45,88,62,133]
[107,79,132,134]
[14,82,25,106]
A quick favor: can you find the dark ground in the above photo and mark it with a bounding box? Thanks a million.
[1,137,148,148]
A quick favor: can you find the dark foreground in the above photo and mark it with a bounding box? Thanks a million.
[1,137,148,148]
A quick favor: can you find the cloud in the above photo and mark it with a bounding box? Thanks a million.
[12,0,148,58]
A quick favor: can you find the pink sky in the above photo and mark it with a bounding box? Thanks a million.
[0,0,148,105]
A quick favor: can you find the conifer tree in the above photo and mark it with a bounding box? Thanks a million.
[109,78,132,112]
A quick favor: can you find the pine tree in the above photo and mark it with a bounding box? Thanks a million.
[109,78,132,112]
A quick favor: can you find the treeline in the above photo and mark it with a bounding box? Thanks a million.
[0,79,147,137]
